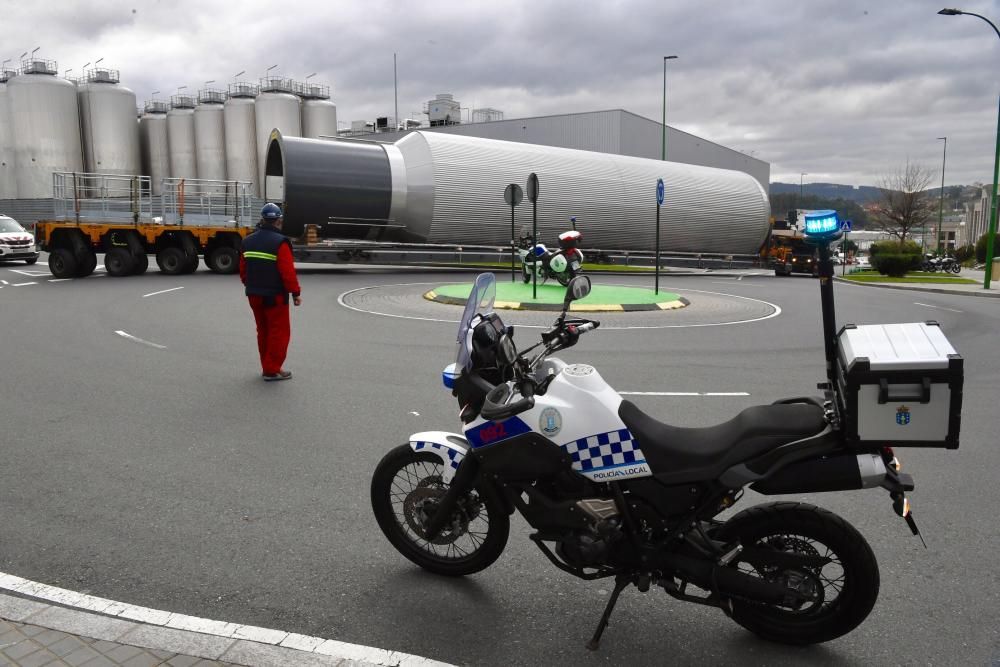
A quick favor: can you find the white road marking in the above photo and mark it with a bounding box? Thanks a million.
[8,269,50,277]
[337,283,782,331]
[410,411,421,416]
[620,391,750,396]
[13,281,37,286]
[48,278,73,283]
[143,286,184,298]
[114,330,167,349]
[1,280,8,285]
[914,301,963,313]
[0,571,447,666]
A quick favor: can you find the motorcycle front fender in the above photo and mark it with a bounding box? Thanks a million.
[409,431,470,483]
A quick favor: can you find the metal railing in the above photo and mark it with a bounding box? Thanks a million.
[144,100,168,114]
[160,178,254,227]
[296,82,330,99]
[228,82,259,98]
[197,88,225,104]
[85,68,119,84]
[21,59,56,75]
[52,172,152,223]
[170,94,196,109]
[259,77,294,94]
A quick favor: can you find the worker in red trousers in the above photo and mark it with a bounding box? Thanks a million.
[239,203,302,381]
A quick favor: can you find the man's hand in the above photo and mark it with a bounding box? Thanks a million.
[293,296,302,306]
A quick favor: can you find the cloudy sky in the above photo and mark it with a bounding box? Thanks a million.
[4,0,998,187]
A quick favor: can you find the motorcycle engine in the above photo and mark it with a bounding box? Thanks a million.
[556,499,624,567]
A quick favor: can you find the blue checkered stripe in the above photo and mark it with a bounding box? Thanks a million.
[561,429,645,472]
[412,441,464,471]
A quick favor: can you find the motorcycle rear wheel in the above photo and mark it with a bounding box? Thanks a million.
[371,444,509,576]
[716,502,879,645]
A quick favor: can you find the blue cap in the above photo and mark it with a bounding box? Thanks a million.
[261,203,283,220]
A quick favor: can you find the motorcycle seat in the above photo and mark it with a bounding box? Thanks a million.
[618,400,826,483]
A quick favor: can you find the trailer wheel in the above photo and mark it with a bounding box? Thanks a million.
[105,248,135,277]
[206,246,239,274]
[49,248,78,279]
[75,251,98,278]
[132,252,149,275]
[157,247,187,275]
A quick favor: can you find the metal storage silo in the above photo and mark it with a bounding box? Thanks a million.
[224,82,259,196]
[299,82,337,140]
[7,60,84,199]
[0,68,17,199]
[266,131,770,254]
[139,100,170,195]
[167,93,197,180]
[256,77,300,200]
[194,88,226,183]
[77,67,141,176]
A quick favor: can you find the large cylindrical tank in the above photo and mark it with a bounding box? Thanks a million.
[300,84,337,140]
[139,101,169,195]
[256,84,300,198]
[266,131,770,254]
[7,61,84,198]
[0,70,17,199]
[194,90,226,183]
[167,95,197,180]
[77,69,141,176]
[223,84,258,196]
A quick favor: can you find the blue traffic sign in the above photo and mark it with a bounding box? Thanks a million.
[841,219,852,232]
[656,179,664,206]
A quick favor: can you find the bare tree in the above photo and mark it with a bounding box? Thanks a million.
[871,160,935,246]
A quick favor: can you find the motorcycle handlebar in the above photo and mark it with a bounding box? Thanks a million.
[481,382,536,421]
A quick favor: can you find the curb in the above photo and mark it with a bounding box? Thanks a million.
[0,573,451,667]
[424,290,690,312]
[834,277,1000,298]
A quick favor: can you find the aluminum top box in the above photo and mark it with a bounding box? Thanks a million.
[836,322,962,449]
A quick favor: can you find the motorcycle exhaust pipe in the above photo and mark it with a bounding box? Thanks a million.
[661,553,803,605]
[750,453,886,495]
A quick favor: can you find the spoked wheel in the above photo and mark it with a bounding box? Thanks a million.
[556,271,571,286]
[371,444,509,576]
[716,502,879,645]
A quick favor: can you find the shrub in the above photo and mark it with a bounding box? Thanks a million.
[868,240,921,276]
[975,233,1000,263]
[872,253,921,277]
[954,244,976,263]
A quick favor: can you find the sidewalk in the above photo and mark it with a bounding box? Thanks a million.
[0,576,450,667]
[834,268,1000,298]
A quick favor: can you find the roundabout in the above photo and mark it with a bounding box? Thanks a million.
[339,279,781,329]
[424,281,688,311]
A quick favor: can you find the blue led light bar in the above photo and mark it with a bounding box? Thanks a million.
[803,209,841,241]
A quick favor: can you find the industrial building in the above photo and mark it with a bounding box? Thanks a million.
[0,58,770,255]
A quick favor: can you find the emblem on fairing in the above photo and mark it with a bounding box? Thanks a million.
[896,405,911,426]
[540,407,562,437]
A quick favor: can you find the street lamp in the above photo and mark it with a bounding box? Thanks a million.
[939,8,1000,288]
[937,137,947,254]
[799,172,808,208]
[661,55,678,161]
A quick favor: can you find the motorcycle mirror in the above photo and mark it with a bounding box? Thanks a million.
[565,275,592,305]
[498,333,517,366]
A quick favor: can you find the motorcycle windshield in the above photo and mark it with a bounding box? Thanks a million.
[455,272,497,372]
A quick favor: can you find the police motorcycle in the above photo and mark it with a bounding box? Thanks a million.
[371,211,962,650]
[516,218,584,286]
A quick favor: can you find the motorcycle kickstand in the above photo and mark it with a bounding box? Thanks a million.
[586,573,632,651]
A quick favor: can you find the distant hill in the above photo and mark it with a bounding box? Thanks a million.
[770,182,881,204]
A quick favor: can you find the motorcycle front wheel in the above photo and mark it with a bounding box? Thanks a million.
[950,263,961,274]
[371,444,510,576]
[716,502,879,645]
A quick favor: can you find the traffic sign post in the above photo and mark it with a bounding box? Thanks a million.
[504,183,523,282]
[841,220,852,277]
[527,173,539,300]
[655,178,664,294]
